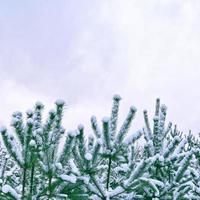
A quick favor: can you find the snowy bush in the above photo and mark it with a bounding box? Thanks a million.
[0,95,200,199]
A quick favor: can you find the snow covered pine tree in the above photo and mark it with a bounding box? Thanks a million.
[0,95,199,199]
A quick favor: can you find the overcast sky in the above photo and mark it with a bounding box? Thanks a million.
[0,0,200,136]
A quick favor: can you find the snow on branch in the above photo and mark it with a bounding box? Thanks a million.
[0,95,199,199]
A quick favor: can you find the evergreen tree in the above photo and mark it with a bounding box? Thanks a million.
[0,95,199,199]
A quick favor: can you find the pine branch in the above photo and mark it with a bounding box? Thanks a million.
[109,95,121,141]
[116,106,137,144]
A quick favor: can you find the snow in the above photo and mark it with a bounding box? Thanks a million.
[0,126,7,133]
[27,118,34,126]
[12,111,22,118]
[60,126,65,134]
[2,185,21,200]
[175,151,193,182]
[130,106,137,113]
[29,139,36,147]
[109,186,124,198]
[143,109,148,113]
[5,165,17,177]
[60,174,77,183]
[49,109,56,115]
[97,138,103,145]
[163,136,180,158]
[102,117,110,123]
[115,164,129,173]
[125,160,147,186]
[91,116,101,138]
[147,140,155,156]
[68,130,78,137]
[116,106,137,144]
[85,153,92,160]
[91,115,97,123]
[0,130,24,166]
[36,128,43,134]
[125,130,143,144]
[164,122,172,135]
[173,139,187,155]
[10,118,19,126]
[5,155,9,159]
[78,124,84,131]
[139,177,163,196]
[143,110,153,140]
[55,99,65,106]
[158,155,164,163]
[2,185,11,193]
[113,94,122,101]
[160,104,167,112]
[35,101,44,109]
[0,95,200,199]
[69,159,80,175]
[55,162,63,170]
[79,175,90,184]
[32,130,37,137]
[109,97,121,139]
[26,109,33,116]
[153,116,159,121]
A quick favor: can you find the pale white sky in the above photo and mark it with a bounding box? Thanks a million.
[0,0,200,136]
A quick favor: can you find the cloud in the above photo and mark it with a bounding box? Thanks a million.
[0,79,52,125]
[0,0,200,135]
